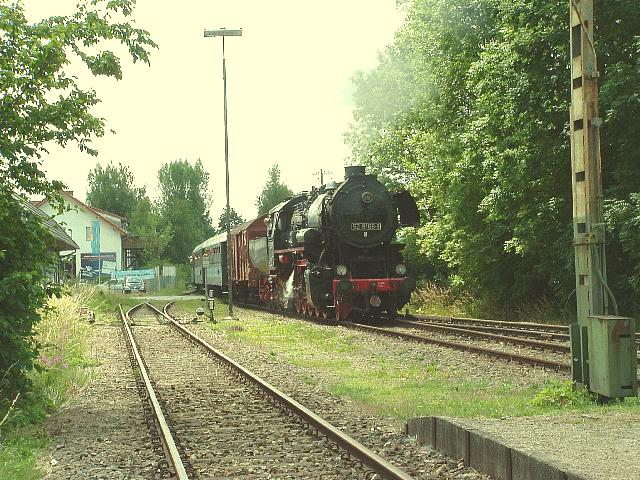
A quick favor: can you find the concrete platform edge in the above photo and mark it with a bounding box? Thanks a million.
[405,416,586,480]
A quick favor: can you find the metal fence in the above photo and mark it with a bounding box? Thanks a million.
[145,274,177,292]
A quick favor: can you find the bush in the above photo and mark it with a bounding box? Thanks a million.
[412,282,472,317]
[530,381,591,408]
[0,194,56,401]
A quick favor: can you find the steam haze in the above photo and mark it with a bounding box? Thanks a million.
[26,1,405,222]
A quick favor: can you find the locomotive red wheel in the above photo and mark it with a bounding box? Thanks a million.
[321,308,329,319]
[335,299,341,321]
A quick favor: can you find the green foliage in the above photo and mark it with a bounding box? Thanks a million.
[86,162,146,219]
[604,194,640,316]
[0,0,155,403]
[129,197,173,266]
[158,159,214,263]
[530,381,591,408]
[0,287,93,479]
[0,195,55,397]
[0,0,156,196]
[0,431,47,480]
[412,282,472,317]
[217,206,245,234]
[255,163,294,215]
[347,0,640,316]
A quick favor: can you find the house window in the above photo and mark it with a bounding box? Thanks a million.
[86,226,93,241]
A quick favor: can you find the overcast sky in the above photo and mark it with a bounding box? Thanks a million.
[26,1,405,222]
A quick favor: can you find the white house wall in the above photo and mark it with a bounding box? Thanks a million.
[39,200,124,275]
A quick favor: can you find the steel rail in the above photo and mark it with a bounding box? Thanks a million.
[120,304,190,480]
[410,321,571,342]
[394,319,571,354]
[413,314,640,345]
[344,322,571,371]
[154,302,415,480]
[413,314,569,333]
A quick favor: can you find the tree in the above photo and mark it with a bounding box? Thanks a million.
[129,197,173,266]
[157,159,214,263]
[255,164,294,215]
[347,0,640,317]
[0,0,155,399]
[216,207,245,234]
[86,162,146,219]
[0,195,56,398]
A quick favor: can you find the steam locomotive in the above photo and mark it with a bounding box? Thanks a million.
[191,165,419,320]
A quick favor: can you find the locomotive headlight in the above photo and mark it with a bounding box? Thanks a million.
[336,264,348,276]
[395,264,407,276]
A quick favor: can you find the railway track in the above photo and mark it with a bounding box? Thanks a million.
[231,301,572,372]
[410,316,571,342]
[413,314,569,335]
[394,318,571,354]
[332,321,570,371]
[120,302,416,479]
[411,314,640,348]
[297,308,638,381]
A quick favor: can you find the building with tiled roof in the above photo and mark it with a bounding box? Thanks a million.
[35,191,141,280]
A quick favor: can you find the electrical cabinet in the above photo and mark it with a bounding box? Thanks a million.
[587,315,637,398]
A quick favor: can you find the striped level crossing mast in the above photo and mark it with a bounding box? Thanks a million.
[568,0,637,400]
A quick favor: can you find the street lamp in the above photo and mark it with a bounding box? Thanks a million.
[204,27,242,320]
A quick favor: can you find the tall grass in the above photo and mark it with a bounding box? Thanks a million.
[412,282,568,324]
[512,296,566,325]
[0,286,96,479]
[32,286,94,408]
[411,282,472,317]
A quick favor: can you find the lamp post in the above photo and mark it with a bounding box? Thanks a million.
[204,27,242,320]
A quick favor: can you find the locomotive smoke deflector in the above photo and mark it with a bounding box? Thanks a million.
[393,190,420,227]
[344,165,366,179]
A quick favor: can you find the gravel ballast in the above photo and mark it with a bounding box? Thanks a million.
[169,306,496,479]
[42,323,161,479]
[171,304,639,480]
[131,319,372,479]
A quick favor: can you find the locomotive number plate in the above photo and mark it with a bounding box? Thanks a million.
[351,222,382,231]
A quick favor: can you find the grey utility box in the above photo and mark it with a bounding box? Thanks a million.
[587,315,638,398]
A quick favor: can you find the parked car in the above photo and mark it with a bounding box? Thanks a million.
[122,276,146,294]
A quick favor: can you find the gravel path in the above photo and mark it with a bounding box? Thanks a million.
[168,305,494,479]
[42,323,161,479]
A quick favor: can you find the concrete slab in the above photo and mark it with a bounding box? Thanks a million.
[435,417,465,460]
[510,449,565,480]
[468,429,511,480]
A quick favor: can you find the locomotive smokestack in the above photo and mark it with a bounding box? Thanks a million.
[344,165,366,179]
